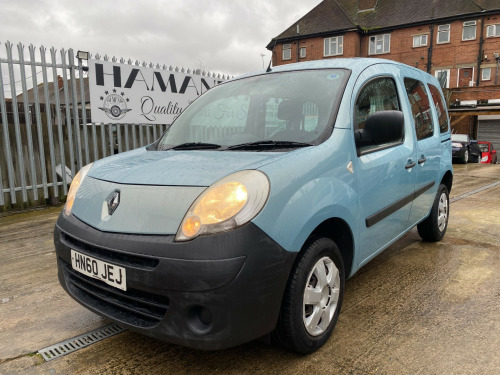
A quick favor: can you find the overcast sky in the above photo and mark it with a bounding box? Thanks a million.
[1,0,322,77]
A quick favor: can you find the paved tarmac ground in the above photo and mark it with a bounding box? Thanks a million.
[0,163,499,375]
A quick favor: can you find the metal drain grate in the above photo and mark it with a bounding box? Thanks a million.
[450,180,500,203]
[38,323,125,361]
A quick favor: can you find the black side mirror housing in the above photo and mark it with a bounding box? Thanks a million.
[355,110,404,156]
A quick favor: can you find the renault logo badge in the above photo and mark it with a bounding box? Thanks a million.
[106,190,120,215]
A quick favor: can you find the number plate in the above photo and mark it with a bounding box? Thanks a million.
[71,249,127,291]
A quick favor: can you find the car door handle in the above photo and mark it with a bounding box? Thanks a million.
[418,156,427,164]
[405,160,416,169]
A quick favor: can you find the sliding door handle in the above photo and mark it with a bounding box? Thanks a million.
[405,160,416,169]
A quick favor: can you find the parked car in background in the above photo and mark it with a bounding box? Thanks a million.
[451,134,482,163]
[470,140,483,163]
[478,141,497,164]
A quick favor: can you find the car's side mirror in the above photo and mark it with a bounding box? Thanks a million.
[492,150,497,154]
[355,110,404,155]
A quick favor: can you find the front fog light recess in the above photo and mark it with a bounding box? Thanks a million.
[64,163,93,216]
[176,170,269,241]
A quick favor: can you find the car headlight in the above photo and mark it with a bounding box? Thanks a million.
[176,170,269,241]
[452,142,462,148]
[64,163,93,216]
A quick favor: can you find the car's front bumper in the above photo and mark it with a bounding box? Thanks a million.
[54,213,297,350]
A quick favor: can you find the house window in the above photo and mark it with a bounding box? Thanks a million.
[324,36,343,56]
[413,34,428,47]
[437,24,450,44]
[300,47,306,58]
[482,67,491,81]
[434,69,450,88]
[282,44,291,60]
[369,34,390,55]
[462,21,477,41]
[486,24,500,37]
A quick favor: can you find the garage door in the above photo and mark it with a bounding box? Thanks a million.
[478,120,500,146]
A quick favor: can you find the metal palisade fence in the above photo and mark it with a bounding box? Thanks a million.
[0,41,230,211]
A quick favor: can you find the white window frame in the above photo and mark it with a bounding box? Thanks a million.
[324,36,343,57]
[300,47,306,58]
[369,34,391,55]
[486,24,500,37]
[282,44,291,61]
[434,69,450,88]
[413,34,428,47]
[482,67,491,81]
[437,24,450,44]
[462,21,477,41]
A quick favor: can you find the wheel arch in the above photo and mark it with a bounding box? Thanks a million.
[441,170,453,193]
[307,218,355,278]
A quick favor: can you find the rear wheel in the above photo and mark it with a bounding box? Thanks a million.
[417,184,449,242]
[273,237,344,354]
[469,153,480,163]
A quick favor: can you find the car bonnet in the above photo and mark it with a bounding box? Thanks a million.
[87,147,282,186]
[70,147,285,235]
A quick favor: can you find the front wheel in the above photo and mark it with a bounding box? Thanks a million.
[417,184,449,242]
[461,149,469,164]
[273,237,345,354]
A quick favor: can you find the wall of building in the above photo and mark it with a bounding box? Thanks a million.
[451,116,476,135]
[273,32,361,66]
[273,14,500,107]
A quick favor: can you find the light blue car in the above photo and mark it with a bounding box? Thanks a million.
[55,58,453,354]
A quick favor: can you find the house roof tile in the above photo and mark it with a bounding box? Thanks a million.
[267,0,356,48]
[268,0,500,48]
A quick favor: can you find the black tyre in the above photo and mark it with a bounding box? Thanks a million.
[417,184,449,242]
[273,237,344,354]
[461,149,469,164]
[469,153,480,163]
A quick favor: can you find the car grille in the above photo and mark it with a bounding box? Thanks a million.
[62,260,169,328]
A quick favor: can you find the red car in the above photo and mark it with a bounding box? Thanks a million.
[478,141,497,164]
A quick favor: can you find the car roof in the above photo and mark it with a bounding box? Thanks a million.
[227,58,444,93]
[234,58,426,81]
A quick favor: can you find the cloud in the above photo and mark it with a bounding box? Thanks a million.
[0,0,322,76]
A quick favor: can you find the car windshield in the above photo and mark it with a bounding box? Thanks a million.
[156,69,349,151]
[478,143,489,152]
[451,134,468,142]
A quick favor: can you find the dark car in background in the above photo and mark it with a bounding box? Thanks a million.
[451,134,482,163]
[478,141,497,164]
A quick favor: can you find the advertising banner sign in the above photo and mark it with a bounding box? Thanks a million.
[89,60,224,124]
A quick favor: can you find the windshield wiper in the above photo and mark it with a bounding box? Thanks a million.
[225,140,312,151]
[170,142,222,150]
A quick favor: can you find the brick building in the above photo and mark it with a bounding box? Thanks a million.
[266,0,500,143]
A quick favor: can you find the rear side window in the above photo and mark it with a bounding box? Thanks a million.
[404,78,433,140]
[354,77,400,130]
[427,84,449,133]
